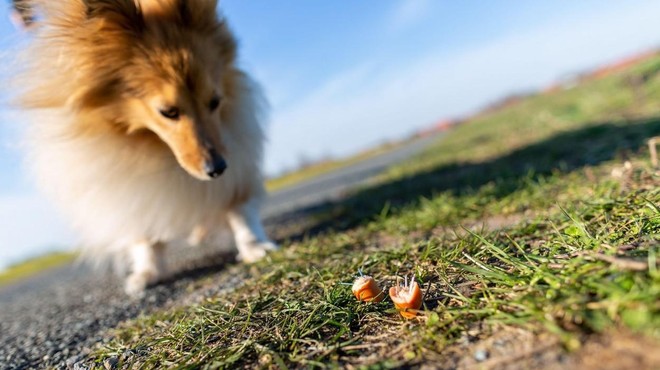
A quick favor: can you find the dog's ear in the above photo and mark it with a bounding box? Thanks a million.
[212,20,238,65]
[179,0,237,65]
[176,0,219,31]
[138,0,217,31]
[83,0,144,33]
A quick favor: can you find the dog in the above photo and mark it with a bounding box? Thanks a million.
[13,0,277,295]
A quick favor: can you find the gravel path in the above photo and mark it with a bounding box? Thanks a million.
[0,261,216,369]
[0,135,438,370]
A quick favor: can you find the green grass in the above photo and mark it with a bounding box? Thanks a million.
[0,251,76,287]
[88,54,660,368]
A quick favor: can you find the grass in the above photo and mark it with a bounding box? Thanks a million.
[88,54,660,368]
[0,251,76,287]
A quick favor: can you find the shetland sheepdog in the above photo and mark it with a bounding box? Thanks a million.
[14,0,277,295]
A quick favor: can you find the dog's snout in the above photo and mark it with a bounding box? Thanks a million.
[204,158,227,178]
[204,150,227,178]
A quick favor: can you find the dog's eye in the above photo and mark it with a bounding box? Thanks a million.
[209,95,221,111]
[159,106,180,120]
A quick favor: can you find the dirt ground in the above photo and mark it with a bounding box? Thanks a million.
[440,326,659,370]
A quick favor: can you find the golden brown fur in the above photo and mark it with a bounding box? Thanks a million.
[22,0,242,180]
[17,0,277,295]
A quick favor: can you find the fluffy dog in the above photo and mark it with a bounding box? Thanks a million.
[15,0,277,295]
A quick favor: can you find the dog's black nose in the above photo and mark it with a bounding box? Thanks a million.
[205,151,227,178]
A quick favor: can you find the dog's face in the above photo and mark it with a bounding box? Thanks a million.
[122,31,233,181]
[131,65,227,181]
[73,0,236,180]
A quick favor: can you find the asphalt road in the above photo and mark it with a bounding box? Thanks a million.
[262,134,440,219]
[0,133,440,370]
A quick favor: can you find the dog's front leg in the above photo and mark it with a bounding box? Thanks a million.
[125,240,167,296]
[227,199,278,263]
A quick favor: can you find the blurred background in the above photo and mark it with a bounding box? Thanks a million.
[2,0,660,269]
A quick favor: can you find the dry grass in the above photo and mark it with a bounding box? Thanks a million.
[0,252,76,287]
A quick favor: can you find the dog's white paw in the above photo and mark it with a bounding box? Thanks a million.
[124,270,160,297]
[237,241,279,263]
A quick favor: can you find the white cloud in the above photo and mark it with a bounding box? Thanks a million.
[264,1,660,175]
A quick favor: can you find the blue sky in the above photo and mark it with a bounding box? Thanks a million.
[3,0,660,268]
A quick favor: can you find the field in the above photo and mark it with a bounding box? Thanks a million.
[87,55,660,368]
[0,252,75,287]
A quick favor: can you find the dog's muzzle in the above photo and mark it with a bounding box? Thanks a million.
[204,149,227,178]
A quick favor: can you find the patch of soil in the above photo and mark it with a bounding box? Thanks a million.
[563,330,660,370]
[444,325,564,370]
[436,326,659,370]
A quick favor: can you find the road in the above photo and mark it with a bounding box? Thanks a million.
[262,134,440,218]
[0,133,440,370]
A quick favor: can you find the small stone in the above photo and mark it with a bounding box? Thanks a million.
[474,349,489,362]
[104,357,118,370]
[66,355,82,370]
[73,363,89,370]
[121,349,134,360]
